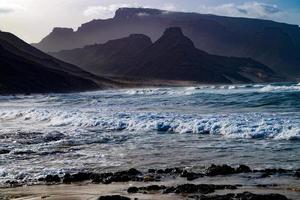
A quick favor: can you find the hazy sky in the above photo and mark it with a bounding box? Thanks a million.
[1,0,300,43]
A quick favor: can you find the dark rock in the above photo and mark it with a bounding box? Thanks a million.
[260,168,290,174]
[43,132,65,142]
[62,169,142,184]
[63,172,97,183]
[38,177,45,182]
[164,184,237,195]
[173,184,215,194]
[45,175,61,183]
[0,149,10,154]
[127,168,142,176]
[181,171,204,181]
[148,167,183,175]
[206,165,236,176]
[235,165,252,173]
[145,185,166,191]
[127,187,139,193]
[92,173,113,183]
[188,192,289,200]
[260,172,272,178]
[156,169,165,174]
[143,175,160,182]
[256,184,278,188]
[295,171,300,178]
[97,195,130,200]
[128,185,167,194]
[148,169,156,173]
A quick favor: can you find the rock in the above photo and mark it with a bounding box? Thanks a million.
[181,171,204,181]
[164,184,237,195]
[206,165,236,176]
[148,168,183,175]
[173,184,215,194]
[0,149,10,154]
[102,169,143,184]
[62,169,142,184]
[43,132,65,142]
[38,177,45,182]
[235,165,252,173]
[295,171,300,178]
[45,175,61,183]
[92,173,114,183]
[258,168,290,174]
[148,169,156,173]
[260,172,272,178]
[128,168,142,176]
[128,185,166,194]
[127,187,139,193]
[188,192,289,200]
[144,175,157,182]
[63,172,98,183]
[5,180,19,186]
[97,195,131,200]
[145,185,166,191]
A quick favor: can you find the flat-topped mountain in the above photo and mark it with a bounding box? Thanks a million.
[33,7,300,78]
[0,31,116,94]
[51,27,281,84]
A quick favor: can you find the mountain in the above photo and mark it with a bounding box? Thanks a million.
[33,8,300,78]
[0,31,116,94]
[51,27,281,84]
[51,34,152,76]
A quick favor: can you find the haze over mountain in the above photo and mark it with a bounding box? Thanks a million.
[51,27,281,84]
[33,7,300,79]
[0,31,116,94]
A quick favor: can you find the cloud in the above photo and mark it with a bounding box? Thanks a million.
[0,3,25,15]
[0,7,13,14]
[198,2,284,19]
[83,3,142,18]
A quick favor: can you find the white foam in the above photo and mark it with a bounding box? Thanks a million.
[259,84,300,92]
[0,108,299,140]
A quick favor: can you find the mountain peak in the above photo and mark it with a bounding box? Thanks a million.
[163,27,184,37]
[158,27,195,48]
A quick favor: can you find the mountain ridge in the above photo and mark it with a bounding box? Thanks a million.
[32,7,300,78]
[51,27,283,84]
[0,31,118,94]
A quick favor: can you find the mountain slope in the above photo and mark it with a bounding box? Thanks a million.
[0,31,115,94]
[33,8,300,78]
[51,34,152,76]
[52,27,281,84]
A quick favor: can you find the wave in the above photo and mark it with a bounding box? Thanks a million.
[0,108,299,141]
[259,84,300,92]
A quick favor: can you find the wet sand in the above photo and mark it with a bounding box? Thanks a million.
[1,174,299,200]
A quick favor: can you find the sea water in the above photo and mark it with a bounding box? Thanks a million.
[0,82,299,184]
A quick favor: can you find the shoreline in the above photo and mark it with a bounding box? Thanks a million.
[0,80,297,96]
[1,165,299,200]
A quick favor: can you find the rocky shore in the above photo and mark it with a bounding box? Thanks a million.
[1,164,299,200]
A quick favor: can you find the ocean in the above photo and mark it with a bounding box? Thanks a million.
[0,82,299,185]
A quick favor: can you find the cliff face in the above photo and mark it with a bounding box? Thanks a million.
[51,27,282,84]
[0,31,116,94]
[33,8,300,78]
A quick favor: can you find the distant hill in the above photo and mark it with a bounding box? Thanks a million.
[0,31,116,94]
[33,7,300,78]
[51,27,282,84]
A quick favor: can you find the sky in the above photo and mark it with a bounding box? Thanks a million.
[0,0,300,43]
